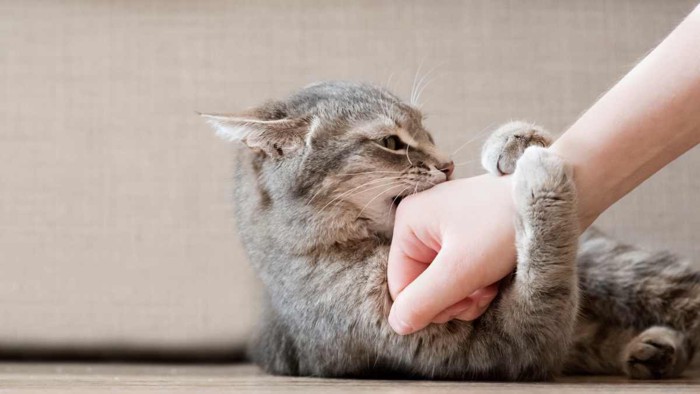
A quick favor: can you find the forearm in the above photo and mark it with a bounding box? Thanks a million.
[551,5,700,229]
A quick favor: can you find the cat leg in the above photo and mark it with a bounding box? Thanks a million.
[481,121,553,176]
[576,229,700,374]
[565,319,692,379]
[249,307,300,376]
[623,326,692,379]
[475,146,579,379]
[565,319,637,375]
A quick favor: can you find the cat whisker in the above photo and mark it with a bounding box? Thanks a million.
[305,187,328,207]
[318,177,404,214]
[412,178,419,197]
[450,123,497,157]
[335,179,405,209]
[413,73,428,107]
[451,159,478,168]
[338,164,412,178]
[413,63,443,108]
[335,180,403,216]
[410,60,424,106]
[338,170,405,176]
[355,181,405,219]
[386,186,412,222]
[384,72,395,91]
[324,176,401,202]
[316,166,412,207]
[309,176,401,208]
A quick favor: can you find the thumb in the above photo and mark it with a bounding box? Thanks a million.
[387,241,494,335]
[386,201,440,301]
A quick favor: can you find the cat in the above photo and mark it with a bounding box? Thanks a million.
[202,81,699,380]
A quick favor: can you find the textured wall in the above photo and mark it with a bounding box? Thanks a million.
[0,0,697,355]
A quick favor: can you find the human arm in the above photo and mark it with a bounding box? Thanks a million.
[387,5,700,335]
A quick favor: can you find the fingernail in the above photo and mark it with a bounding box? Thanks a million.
[388,309,413,335]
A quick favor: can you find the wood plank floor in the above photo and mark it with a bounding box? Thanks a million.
[1,362,698,393]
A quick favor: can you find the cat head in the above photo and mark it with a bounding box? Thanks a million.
[202,81,453,237]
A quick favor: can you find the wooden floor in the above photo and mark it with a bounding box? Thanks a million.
[1,362,699,393]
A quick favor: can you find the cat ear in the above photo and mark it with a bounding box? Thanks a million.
[200,112,312,157]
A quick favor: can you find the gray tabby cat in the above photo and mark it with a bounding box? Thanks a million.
[202,81,699,380]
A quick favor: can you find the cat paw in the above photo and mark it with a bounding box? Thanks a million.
[623,326,690,379]
[512,146,575,218]
[481,121,553,176]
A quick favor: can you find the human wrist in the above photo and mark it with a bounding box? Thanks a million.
[547,143,605,231]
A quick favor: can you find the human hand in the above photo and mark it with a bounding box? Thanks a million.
[388,2,700,336]
[387,174,517,335]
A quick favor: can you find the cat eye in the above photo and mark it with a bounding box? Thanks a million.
[379,135,407,151]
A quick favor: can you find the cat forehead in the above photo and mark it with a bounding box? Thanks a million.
[285,81,433,144]
[290,82,413,116]
[300,81,394,100]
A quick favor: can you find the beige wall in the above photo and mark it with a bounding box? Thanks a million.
[1,0,698,355]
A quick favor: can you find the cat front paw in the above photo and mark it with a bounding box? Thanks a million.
[512,146,575,219]
[623,326,690,379]
[481,121,553,176]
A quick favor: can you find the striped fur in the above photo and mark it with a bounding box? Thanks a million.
[205,82,699,380]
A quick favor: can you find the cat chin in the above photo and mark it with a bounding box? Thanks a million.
[361,200,399,236]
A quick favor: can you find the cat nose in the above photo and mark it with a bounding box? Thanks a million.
[440,161,454,179]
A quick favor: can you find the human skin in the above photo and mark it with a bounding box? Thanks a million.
[387,5,700,335]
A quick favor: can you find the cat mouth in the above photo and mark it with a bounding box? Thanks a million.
[391,195,405,207]
[389,179,445,208]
